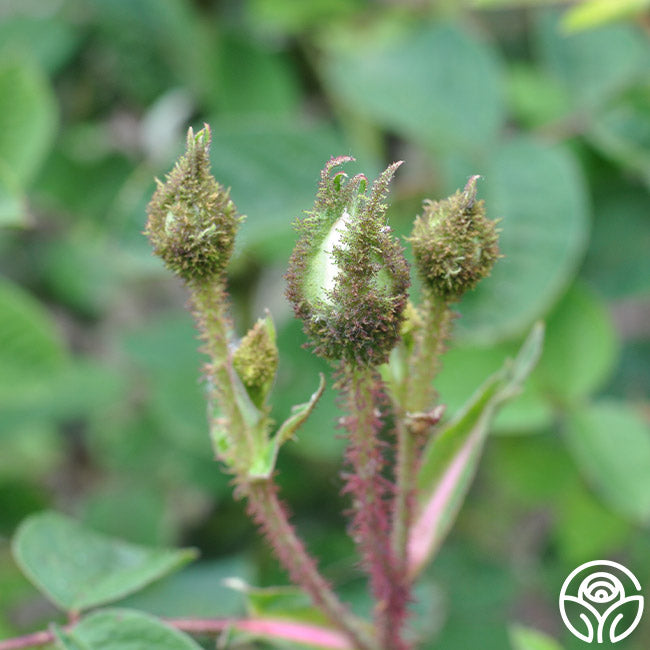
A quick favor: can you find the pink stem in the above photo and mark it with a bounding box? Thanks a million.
[0,617,353,650]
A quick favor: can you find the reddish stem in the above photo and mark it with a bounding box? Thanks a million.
[339,367,410,650]
[242,479,377,650]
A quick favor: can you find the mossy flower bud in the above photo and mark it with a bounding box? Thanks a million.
[233,314,279,408]
[145,124,242,282]
[286,156,410,367]
[409,176,499,301]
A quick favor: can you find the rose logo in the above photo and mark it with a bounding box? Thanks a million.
[559,560,644,644]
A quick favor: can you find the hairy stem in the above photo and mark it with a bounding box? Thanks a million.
[340,367,410,650]
[391,294,453,574]
[242,479,377,650]
[190,280,260,472]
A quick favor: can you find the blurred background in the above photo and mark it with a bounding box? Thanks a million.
[0,0,649,648]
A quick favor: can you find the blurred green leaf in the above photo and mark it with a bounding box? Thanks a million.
[561,0,650,33]
[506,63,571,128]
[216,32,300,118]
[427,546,515,649]
[123,312,208,454]
[473,0,564,6]
[81,483,173,547]
[247,0,362,35]
[535,283,618,403]
[0,423,63,480]
[411,323,544,577]
[0,163,27,227]
[488,435,575,506]
[536,11,648,109]
[38,234,125,318]
[12,511,197,612]
[456,137,589,342]
[509,624,563,650]
[553,481,631,565]
[120,557,251,618]
[581,178,650,298]
[209,120,362,259]
[88,0,210,105]
[436,339,553,434]
[321,21,505,154]
[588,86,650,185]
[1,358,125,433]
[36,146,133,225]
[564,401,650,524]
[60,609,202,650]
[0,277,65,385]
[0,59,57,187]
[0,12,81,74]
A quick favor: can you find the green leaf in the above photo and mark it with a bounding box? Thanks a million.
[535,283,618,404]
[410,323,544,578]
[536,10,648,109]
[509,624,563,650]
[64,609,202,650]
[456,137,589,342]
[12,511,197,612]
[0,59,57,187]
[564,401,650,524]
[321,21,505,154]
[561,0,650,33]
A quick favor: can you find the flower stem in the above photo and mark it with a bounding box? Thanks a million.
[190,280,262,473]
[340,367,410,650]
[391,294,453,575]
[242,478,377,650]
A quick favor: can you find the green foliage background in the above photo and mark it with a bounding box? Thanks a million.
[0,1,649,648]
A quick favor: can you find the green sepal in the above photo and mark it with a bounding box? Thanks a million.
[247,374,326,480]
[209,366,273,473]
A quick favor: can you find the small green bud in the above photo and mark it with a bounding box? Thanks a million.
[408,176,499,301]
[232,315,279,408]
[286,156,410,367]
[145,124,242,282]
